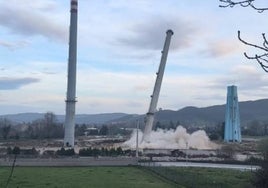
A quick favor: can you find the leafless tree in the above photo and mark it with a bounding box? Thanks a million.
[219,0,268,12]
[0,118,11,140]
[219,0,268,72]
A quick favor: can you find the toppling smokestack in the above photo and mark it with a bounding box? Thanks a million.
[142,30,173,143]
[64,0,78,147]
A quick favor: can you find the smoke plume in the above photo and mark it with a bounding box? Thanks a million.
[123,126,217,150]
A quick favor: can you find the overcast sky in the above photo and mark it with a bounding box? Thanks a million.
[0,0,268,115]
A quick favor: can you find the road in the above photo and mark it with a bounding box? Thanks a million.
[0,157,138,167]
[140,161,260,171]
[0,157,260,170]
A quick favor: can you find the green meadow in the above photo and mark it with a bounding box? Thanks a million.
[0,166,253,188]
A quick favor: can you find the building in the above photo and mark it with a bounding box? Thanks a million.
[224,85,241,142]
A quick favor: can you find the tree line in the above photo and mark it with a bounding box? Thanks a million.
[1,113,268,141]
[0,112,129,140]
[4,146,130,157]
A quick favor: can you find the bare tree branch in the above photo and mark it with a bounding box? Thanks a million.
[245,53,268,72]
[219,0,253,8]
[262,33,268,49]
[244,52,268,59]
[238,31,268,72]
[220,0,268,72]
[238,31,268,52]
[219,0,268,12]
[255,56,268,72]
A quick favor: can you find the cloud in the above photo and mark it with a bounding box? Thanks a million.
[194,94,225,101]
[0,40,29,50]
[0,1,67,42]
[203,39,243,58]
[0,77,40,90]
[125,101,144,108]
[116,16,199,51]
[207,65,268,90]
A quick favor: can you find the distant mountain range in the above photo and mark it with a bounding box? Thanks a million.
[108,99,268,128]
[1,99,268,127]
[154,98,268,127]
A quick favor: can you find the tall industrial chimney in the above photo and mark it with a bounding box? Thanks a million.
[142,30,173,143]
[64,0,78,147]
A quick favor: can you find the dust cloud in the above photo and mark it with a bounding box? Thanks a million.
[123,126,217,150]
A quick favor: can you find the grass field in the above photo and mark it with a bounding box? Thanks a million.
[0,166,176,188]
[0,166,253,188]
[147,167,253,188]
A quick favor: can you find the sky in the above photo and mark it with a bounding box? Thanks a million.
[0,0,268,115]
